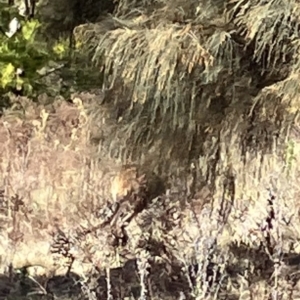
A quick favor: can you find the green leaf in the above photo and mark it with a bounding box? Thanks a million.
[0,63,15,88]
[21,20,41,41]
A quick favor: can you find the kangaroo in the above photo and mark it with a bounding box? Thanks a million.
[76,164,165,242]
[109,164,165,227]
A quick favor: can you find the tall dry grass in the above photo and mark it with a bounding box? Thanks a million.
[1,0,300,297]
[0,91,300,299]
[0,96,130,275]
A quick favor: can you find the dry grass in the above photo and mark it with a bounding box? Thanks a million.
[0,91,299,299]
[2,0,300,298]
[73,0,300,175]
[0,96,127,272]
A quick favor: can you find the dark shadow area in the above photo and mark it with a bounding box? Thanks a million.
[227,242,300,287]
[0,256,243,300]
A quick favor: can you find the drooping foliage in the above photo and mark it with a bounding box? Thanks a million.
[73,0,300,173]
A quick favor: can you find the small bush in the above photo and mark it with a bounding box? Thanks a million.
[0,3,69,105]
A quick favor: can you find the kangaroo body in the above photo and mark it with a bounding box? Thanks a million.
[109,164,165,226]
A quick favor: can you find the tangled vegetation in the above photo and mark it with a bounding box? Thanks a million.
[1,0,300,299]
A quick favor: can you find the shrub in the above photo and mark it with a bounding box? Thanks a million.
[0,3,69,106]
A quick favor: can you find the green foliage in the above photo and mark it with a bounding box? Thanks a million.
[0,3,69,102]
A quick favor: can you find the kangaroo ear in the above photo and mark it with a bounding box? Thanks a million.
[111,176,122,202]
[138,174,147,184]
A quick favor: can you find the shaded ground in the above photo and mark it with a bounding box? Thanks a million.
[2,249,300,299]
